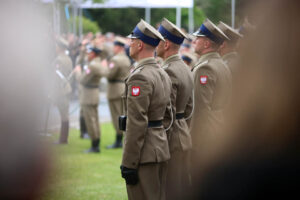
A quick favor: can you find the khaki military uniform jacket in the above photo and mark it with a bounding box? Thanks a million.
[191,52,232,151]
[106,52,131,100]
[222,51,238,75]
[79,57,105,105]
[162,54,193,152]
[122,57,172,169]
[54,53,73,101]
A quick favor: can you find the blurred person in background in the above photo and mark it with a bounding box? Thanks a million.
[188,0,300,199]
[180,36,198,69]
[100,32,115,60]
[156,18,194,200]
[180,36,193,54]
[105,37,131,149]
[53,37,73,144]
[75,39,90,139]
[79,46,107,153]
[0,0,52,199]
[181,51,197,69]
[67,33,80,68]
[190,18,232,187]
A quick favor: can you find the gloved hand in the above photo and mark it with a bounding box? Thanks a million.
[120,165,138,185]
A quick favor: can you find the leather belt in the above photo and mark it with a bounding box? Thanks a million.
[176,112,185,120]
[108,80,124,83]
[84,84,99,88]
[148,120,163,127]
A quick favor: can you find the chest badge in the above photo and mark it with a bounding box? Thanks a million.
[85,68,91,74]
[131,86,140,96]
[109,62,115,68]
[200,75,208,85]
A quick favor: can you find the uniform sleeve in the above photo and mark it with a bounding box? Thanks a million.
[105,57,121,80]
[163,69,177,131]
[54,57,68,84]
[80,61,107,85]
[79,66,93,85]
[121,73,153,169]
[194,65,216,111]
[184,94,193,127]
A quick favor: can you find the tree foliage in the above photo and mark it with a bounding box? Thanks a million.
[87,8,144,36]
[86,7,206,35]
[82,0,249,35]
[195,0,248,27]
[68,16,101,34]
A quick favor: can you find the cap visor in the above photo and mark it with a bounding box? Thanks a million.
[127,33,138,39]
[192,31,206,37]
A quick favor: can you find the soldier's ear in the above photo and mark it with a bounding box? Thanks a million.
[138,41,143,49]
[204,39,210,49]
[164,40,170,50]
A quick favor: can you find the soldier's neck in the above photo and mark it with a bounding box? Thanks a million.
[136,51,155,62]
[199,48,217,57]
[115,49,124,55]
[219,47,236,57]
[163,50,179,60]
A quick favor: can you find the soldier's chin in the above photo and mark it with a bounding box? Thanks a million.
[129,51,136,59]
[156,51,163,58]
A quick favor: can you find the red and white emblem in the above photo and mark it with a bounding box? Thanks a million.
[85,68,91,74]
[109,62,115,69]
[200,75,208,84]
[131,86,140,96]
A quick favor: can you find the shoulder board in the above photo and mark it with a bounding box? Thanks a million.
[193,60,209,72]
[127,66,144,81]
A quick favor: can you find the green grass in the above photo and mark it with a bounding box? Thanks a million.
[40,123,127,200]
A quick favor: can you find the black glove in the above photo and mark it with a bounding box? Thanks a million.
[120,165,138,185]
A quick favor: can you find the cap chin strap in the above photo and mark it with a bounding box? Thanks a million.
[133,26,160,46]
[198,24,224,44]
[158,25,184,45]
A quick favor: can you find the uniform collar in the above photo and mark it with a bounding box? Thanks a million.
[191,51,220,71]
[222,51,238,60]
[198,51,221,63]
[162,54,181,67]
[89,56,100,64]
[136,57,156,68]
[116,52,126,56]
[131,57,157,73]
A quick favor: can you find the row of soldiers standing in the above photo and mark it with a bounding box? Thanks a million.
[52,16,244,200]
[53,34,132,153]
[119,18,243,200]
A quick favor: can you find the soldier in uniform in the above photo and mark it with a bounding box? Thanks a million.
[120,19,172,200]
[190,19,232,186]
[79,46,106,153]
[75,39,89,139]
[217,21,243,76]
[53,37,73,144]
[156,18,194,200]
[106,37,131,149]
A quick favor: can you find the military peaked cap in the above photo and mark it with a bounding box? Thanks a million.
[128,19,165,47]
[193,18,229,44]
[158,18,187,45]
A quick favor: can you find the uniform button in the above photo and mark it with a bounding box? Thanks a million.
[132,162,136,166]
